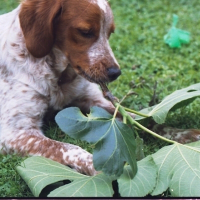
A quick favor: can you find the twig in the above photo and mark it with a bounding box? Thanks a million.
[100,83,119,104]
[117,103,176,144]
[120,90,137,104]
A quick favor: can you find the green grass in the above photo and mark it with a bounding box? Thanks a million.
[1,0,200,197]
[0,0,20,14]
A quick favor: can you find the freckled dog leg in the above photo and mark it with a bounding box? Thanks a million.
[0,128,97,175]
[0,83,97,176]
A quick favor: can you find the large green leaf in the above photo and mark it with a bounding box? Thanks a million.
[151,141,200,196]
[48,173,113,197]
[118,155,157,197]
[16,156,87,197]
[136,83,200,124]
[16,156,114,197]
[55,106,137,178]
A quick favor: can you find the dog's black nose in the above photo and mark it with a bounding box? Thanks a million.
[107,67,121,81]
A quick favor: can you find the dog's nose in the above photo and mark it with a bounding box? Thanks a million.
[107,67,121,81]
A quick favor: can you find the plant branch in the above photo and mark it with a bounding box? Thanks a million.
[123,107,149,118]
[128,116,176,144]
[101,84,176,144]
[116,103,176,144]
[112,103,120,123]
[123,116,127,124]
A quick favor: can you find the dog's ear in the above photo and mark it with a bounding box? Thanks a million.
[19,0,62,58]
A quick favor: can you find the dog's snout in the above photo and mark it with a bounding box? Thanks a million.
[107,67,121,81]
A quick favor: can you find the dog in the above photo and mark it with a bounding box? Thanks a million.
[0,0,121,176]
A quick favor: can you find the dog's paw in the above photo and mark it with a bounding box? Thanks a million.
[62,144,99,176]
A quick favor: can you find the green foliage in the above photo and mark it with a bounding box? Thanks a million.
[151,141,200,196]
[118,156,157,197]
[136,83,200,123]
[17,140,200,197]
[0,154,33,197]
[16,156,114,197]
[55,106,137,178]
[48,172,113,197]
[16,156,76,197]
[0,0,19,14]
[109,0,200,111]
[17,83,200,197]
[135,136,145,161]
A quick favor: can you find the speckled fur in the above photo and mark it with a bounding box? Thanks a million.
[0,0,117,176]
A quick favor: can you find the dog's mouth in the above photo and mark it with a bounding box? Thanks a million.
[76,66,95,83]
[75,65,109,85]
[75,65,118,103]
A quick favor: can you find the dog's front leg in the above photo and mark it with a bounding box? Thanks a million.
[62,79,134,119]
[0,83,97,176]
[1,128,97,175]
[62,80,116,115]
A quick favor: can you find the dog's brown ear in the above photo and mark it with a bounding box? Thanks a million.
[19,0,62,58]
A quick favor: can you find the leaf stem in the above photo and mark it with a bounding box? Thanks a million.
[123,116,127,124]
[123,107,149,118]
[128,117,176,144]
[116,103,176,144]
[117,103,139,137]
[112,103,120,121]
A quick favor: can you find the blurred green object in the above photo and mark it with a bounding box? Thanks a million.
[164,14,190,48]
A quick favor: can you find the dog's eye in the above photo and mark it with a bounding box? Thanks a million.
[78,28,94,38]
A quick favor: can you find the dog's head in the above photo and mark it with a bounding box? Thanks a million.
[19,0,121,84]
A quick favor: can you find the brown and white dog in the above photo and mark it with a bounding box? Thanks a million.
[0,0,121,175]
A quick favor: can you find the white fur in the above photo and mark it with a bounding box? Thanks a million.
[96,0,107,13]
[87,2,119,67]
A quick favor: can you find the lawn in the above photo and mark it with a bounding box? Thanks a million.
[1,0,200,197]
